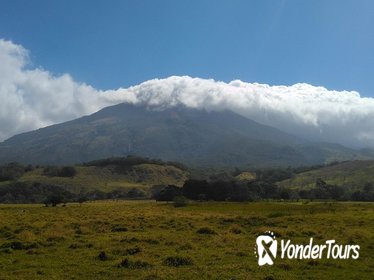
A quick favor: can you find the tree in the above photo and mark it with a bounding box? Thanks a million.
[155,185,182,202]
[59,166,77,177]
[182,180,209,200]
[43,166,77,177]
[363,182,373,193]
[173,196,188,207]
[44,194,64,207]
[0,162,26,181]
[77,196,87,206]
[127,188,146,199]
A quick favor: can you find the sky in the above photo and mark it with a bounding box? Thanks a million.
[0,0,374,148]
[1,0,373,94]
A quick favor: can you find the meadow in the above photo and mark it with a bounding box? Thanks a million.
[0,201,373,279]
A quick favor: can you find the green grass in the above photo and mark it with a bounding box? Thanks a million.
[279,160,374,191]
[0,201,373,279]
[16,163,188,194]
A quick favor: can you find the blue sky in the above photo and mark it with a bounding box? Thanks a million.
[0,0,373,96]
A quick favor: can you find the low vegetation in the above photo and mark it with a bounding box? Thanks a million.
[0,201,372,279]
[1,159,374,204]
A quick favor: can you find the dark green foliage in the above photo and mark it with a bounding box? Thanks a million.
[255,168,294,183]
[85,190,108,200]
[182,179,251,201]
[182,179,209,200]
[126,188,146,199]
[84,155,186,172]
[181,174,373,201]
[351,190,374,201]
[0,157,373,203]
[0,182,73,204]
[42,166,59,176]
[111,225,128,232]
[77,196,87,205]
[59,166,77,177]
[163,256,193,267]
[43,166,76,177]
[44,194,64,207]
[1,241,38,250]
[97,251,107,261]
[118,258,152,269]
[125,247,142,255]
[173,196,187,207]
[154,185,182,202]
[0,162,29,181]
[196,227,216,235]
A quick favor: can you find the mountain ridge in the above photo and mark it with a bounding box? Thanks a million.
[0,103,371,167]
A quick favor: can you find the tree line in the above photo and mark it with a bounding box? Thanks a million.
[0,160,373,204]
[154,178,374,202]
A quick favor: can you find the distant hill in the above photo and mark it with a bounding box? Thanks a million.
[278,160,374,191]
[0,156,189,203]
[0,103,371,167]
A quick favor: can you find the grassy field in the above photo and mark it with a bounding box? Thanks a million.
[0,201,373,279]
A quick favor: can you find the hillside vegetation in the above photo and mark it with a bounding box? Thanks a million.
[0,156,189,203]
[278,160,374,191]
[2,158,374,204]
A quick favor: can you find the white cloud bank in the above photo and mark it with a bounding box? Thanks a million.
[1,39,374,148]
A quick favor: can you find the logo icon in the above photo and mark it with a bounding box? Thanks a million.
[255,231,277,266]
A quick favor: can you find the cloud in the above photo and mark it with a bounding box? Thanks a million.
[0,39,109,140]
[1,39,374,148]
[108,77,374,148]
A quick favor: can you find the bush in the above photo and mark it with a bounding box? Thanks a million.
[0,162,27,181]
[44,194,64,207]
[77,196,87,205]
[59,166,77,177]
[230,226,242,234]
[196,227,216,235]
[97,251,108,261]
[111,225,128,232]
[163,256,193,267]
[155,185,182,202]
[125,246,142,255]
[43,166,76,177]
[118,258,152,269]
[173,196,187,207]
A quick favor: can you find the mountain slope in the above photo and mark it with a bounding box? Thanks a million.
[0,103,370,167]
[16,162,188,194]
[278,160,374,191]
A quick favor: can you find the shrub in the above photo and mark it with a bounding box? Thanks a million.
[0,162,26,181]
[155,185,182,202]
[43,166,60,177]
[1,241,38,250]
[44,194,64,207]
[77,196,87,205]
[59,166,77,177]
[125,246,142,255]
[196,227,216,235]
[118,258,152,269]
[97,251,108,261]
[173,196,187,207]
[111,225,128,232]
[267,212,285,218]
[230,226,242,234]
[43,166,76,177]
[163,256,193,267]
